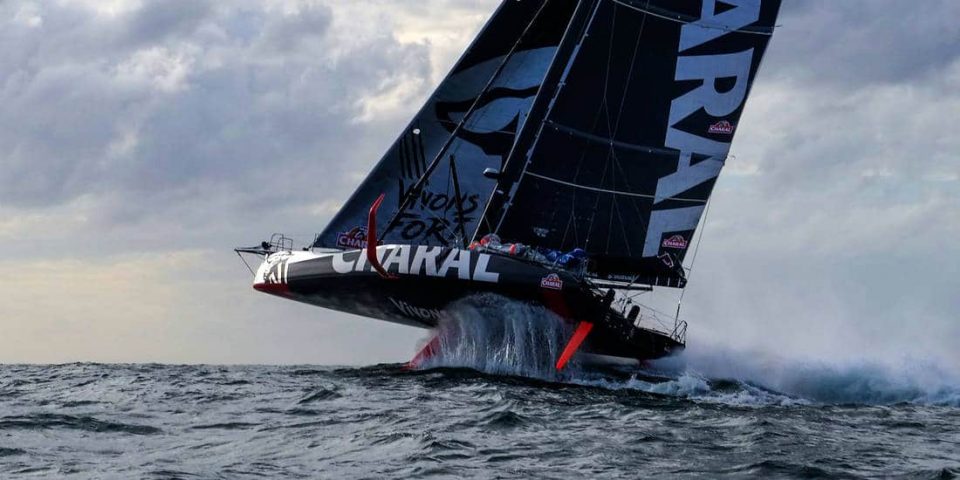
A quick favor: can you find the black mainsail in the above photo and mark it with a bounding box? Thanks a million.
[317,0,781,288]
[481,0,782,286]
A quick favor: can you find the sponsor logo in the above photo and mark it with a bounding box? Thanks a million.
[662,235,688,250]
[540,273,563,290]
[329,245,501,283]
[260,253,292,284]
[336,227,369,249]
[708,120,735,135]
[388,297,442,322]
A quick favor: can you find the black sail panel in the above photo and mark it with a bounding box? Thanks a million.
[315,0,579,250]
[491,0,782,284]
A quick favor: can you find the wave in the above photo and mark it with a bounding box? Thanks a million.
[638,348,960,407]
[413,295,960,407]
[0,413,161,435]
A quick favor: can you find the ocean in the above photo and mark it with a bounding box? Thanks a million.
[1,359,958,478]
[2,300,958,479]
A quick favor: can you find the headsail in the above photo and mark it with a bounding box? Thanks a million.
[479,0,782,285]
[315,0,579,250]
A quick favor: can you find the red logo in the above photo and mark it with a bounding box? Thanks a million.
[336,227,369,249]
[540,273,563,290]
[662,235,688,250]
[708,120,735,135]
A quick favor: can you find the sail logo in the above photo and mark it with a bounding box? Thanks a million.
[388,297,442,322]
[662,235,689,250]
[259,253,292,285]
[643,0,765,257]
[540,273,563,290]
[336,227,370,249]
[708,120,735,135]
[330,245,500,283]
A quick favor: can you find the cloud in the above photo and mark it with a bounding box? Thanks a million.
[0,0,955,365]
[0,0,438,217]
[771,0,960,88]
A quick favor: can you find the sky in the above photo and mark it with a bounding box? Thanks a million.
[1,0,957,367]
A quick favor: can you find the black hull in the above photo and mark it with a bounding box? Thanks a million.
[255,245,683,363]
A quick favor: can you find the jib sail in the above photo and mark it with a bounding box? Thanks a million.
[314,0,579,250]
[481,0,782,285]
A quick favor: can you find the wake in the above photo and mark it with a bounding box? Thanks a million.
[414,295,960,407]
[416,294,575,380]
[634,348,960,407]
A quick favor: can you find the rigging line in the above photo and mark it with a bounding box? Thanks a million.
[684,195,711,276]
[553,10,610,248]
[601,1,651,248]
[524,171,708,203]
[677,196,712,306]
[560,190,578,248]
[582,146,614,251]
[583,4,619,253]
[611,0,648,136]
[236,251,256,277]
[556,1,615,248]
[613,191,633,257]
[589,3,618,252]
[607,148,652,242]
[600,0,617,140]
[611,0,776,36]
[604,192,616,254]
[494,0,605,235]
[382,0,554,242]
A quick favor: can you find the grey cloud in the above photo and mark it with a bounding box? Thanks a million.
[1,1,431,218]
[124,0,215,46]
[769,0,960,87]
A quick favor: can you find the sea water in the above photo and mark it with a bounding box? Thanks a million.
[1,297,958,478]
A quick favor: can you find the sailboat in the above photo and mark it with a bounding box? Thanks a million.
[237,0,782,370]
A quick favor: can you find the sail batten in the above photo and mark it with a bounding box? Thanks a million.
[523,171,710,204]
[612,0,777,35]
[545,120,701,159]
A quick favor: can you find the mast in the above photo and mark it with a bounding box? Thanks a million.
[474,0,604,244]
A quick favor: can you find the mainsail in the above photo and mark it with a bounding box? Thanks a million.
[317,0,782,287]
[480,0,782,285]
[315,0,580,250]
